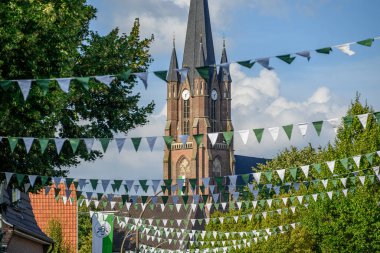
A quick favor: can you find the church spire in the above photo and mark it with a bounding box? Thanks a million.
[183,0,215,87]
[167,36,179,82]
[218,39,232,82]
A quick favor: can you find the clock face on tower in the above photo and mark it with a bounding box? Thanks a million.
[211,89,218,100]
[182,89,190,100]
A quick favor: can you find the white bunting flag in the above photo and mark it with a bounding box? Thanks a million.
[359,176,366,186]
[357,113,369,128]
[322,179,328,189]
[297,123,308,137]
[17,80,32,100]
[268,127,280,142]
[23,137,34,153]
[253,172,261,184]
[56,78,72,93]
[335,43,355,56]
[353,155,361,168]
[301,165,309,178]
[83,138,95,153]
[176,68,189,84]
[134,72,149,90]
[237,130,249,144]
[373,166,379,175]
[282,197,288,205]
[291,206,296,213]
[312,194,318,202]
[326,161,335,174]
[276,169,286,182]
[256,58,274,70]
[327,118,341,133]
[327,191,333,200]
[342,189,348,197]
[340,177,347,187]
[297,196,303,204]
[207,133,219,147]
[95,75,115,87]
[296,51,311,61]
[267,199,272,208]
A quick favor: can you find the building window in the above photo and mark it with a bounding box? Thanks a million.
[211,100,217,132]
[183,100,190,135]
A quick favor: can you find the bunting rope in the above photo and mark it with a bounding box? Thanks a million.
[1,111,379,155]
[0,36,379,99]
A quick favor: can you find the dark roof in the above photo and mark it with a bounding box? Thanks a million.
[234,155,270,175]
[218,44,232,83]
[1,189,53,244]
[183,0,215,90]
[167,45,179,82]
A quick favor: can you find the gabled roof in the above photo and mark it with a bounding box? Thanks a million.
[1,189,53,245]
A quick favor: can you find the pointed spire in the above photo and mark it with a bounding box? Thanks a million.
[167,36,179,82]
[183,0,215,89]
[196,34,206,67]
[218,39,232,82]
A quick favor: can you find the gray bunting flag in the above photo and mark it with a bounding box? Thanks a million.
[172,196,179,205]
[54,138,66,154]
[248,184,254,193]
[125,180,134,192]
[151,196,158,204]
[256,58,274,70]
[202,177,210,188]
[179,135,189,145]
[171,185,177,193]
[130,195,138,203]
[86,192,93,200]
[252,189,259,199]
[65,190,72,198]
[176,68,189,84]
[273,186,281,195]
[53,177,61,187]
[115,138,126,153]
[176,179,185,190]
[212,194,219,203]
[296,51,311,61]
[232,192,239,201]
[95,75,115,87]
[78,179,87,190]
[209,185,215,194]
[219,62,231,75]
[24,183,31,193]
[193,195,200,204]
[5,172,14,187]
[133,185,140,193]
[151,180,161,193]
[45,186,51,195]
[134,72,148,90]
[146,137,157,152]
[83,138,94,153]
[228,175,238,186]
[56,78,72,93]
[28,175,38,187]
[17,80,32,101]
[107,194,114,202]
[23,138,35,153]
[102,180,110,192]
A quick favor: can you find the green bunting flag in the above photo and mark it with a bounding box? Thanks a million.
[312,121,323,136]
[340,158,349,169]
[373,112,380,124]
[131,137,142,152]
[139,180,149,193]
[264,171,272,182]
[69,138,80,154]
[153,71,168,82]
[99,138,111,152]
[8,137,18,153]
[163,136,174,149]
[41,176,49,186]
[90,179,98,191]
[222,132,233,146]
[193,134,204,147]
[316,47,332,54]
[313,163,322,174]
[118,70,132,82]
[366,153,374,165]
[253,128,265,143]
[289,168,297,180]
[16,174,25,186]
[343,116,353,128]
[112,180,123,192]
[39,138,49,153]
[357,38,374,47]
[196,66,210,82]
[75,77,90,90]
[237,60,255,69]
[276,54,296,64]
[0,80,12,90]
[36,79,51,95]
[282,124,293,140]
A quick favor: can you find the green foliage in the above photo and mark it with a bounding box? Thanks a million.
[0,1,154,186]
[204,95,380,252]
[47,219,72,253]
[78,203,94,252]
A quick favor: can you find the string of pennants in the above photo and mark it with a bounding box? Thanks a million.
[2,151,379,202]
[1,112,379,155]
[0,36,379,100]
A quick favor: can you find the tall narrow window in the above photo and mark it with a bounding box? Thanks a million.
[183,99,190,135]
[211,100,217,132]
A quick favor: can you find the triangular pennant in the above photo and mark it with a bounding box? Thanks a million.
[195,66,210,81]
[340,158,349,170]
[36,79,51,95]
[327,118,341,133]
[65,178,74,189]
[115,138,126,153]
[17,80,32,100]
[0,80,13,90]
[8,137,19,153]
[222,131,233,146]
[357,114,369,128]
[16,174,25,186]
[28,175,38,187]
[366,153,374,165]
[131,137,142,152]
[54,138,66,154]
[237,60,255,69]
[276,169,286,182]
[289,168,297,180]
[75,77,90,90]
[264,171,272,182]
[99,138,111,152]
[353,155,361,168]
[94,75,115,87]
[69,138,80,154]
[252,172,261,184]
[153,71,168,82]
[276,54,296,64]
[315,47,332,54]
[146,137,157,151]
[179,135,189,146]
[282,124,293,140]
[256,58,274,70]
[177,68,189,84]
[357,38,374,47]
[268,127,279,142]
[163,136,174,149]
[326,161,335,174]
[134,72,149,89]
[23,137,34,153]
[335,44,355,56]
[301,165,309,178]
[374,112,380,125]
[101,180,110,192]
[297,123,308,137]
[56,78,72,93]
[207,133,219,147]
[90,179,98,191]
[343,116,354,128]
[253,128,264,143]
[237,130,249,144]
[296,51,311,61]
[313,163,322,174]
[193,134,204,147]
[83,138,95,153]
[312,121,323,136]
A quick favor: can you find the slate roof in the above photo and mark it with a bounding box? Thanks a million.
[167,45,179,82]
[1,188,53,245]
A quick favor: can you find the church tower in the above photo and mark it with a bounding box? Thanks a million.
[163,0,234,186]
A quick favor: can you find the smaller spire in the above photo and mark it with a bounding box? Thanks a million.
[218,38,232,82]
[196,33,205,67]
[167,38,179,82]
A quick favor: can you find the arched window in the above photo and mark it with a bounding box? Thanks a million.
[212,157,222,177]
[177,156,191,178]
[183,99,190,135]
[211,99,217,132]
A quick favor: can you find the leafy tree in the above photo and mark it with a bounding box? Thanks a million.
[204,95,380,252]
[0,1,154,186]
[47,219,71,253]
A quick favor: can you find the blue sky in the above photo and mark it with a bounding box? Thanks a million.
[69,0,380,180]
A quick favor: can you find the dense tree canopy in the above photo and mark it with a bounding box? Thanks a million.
[204,96,380,252]
[0,1,155,184]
